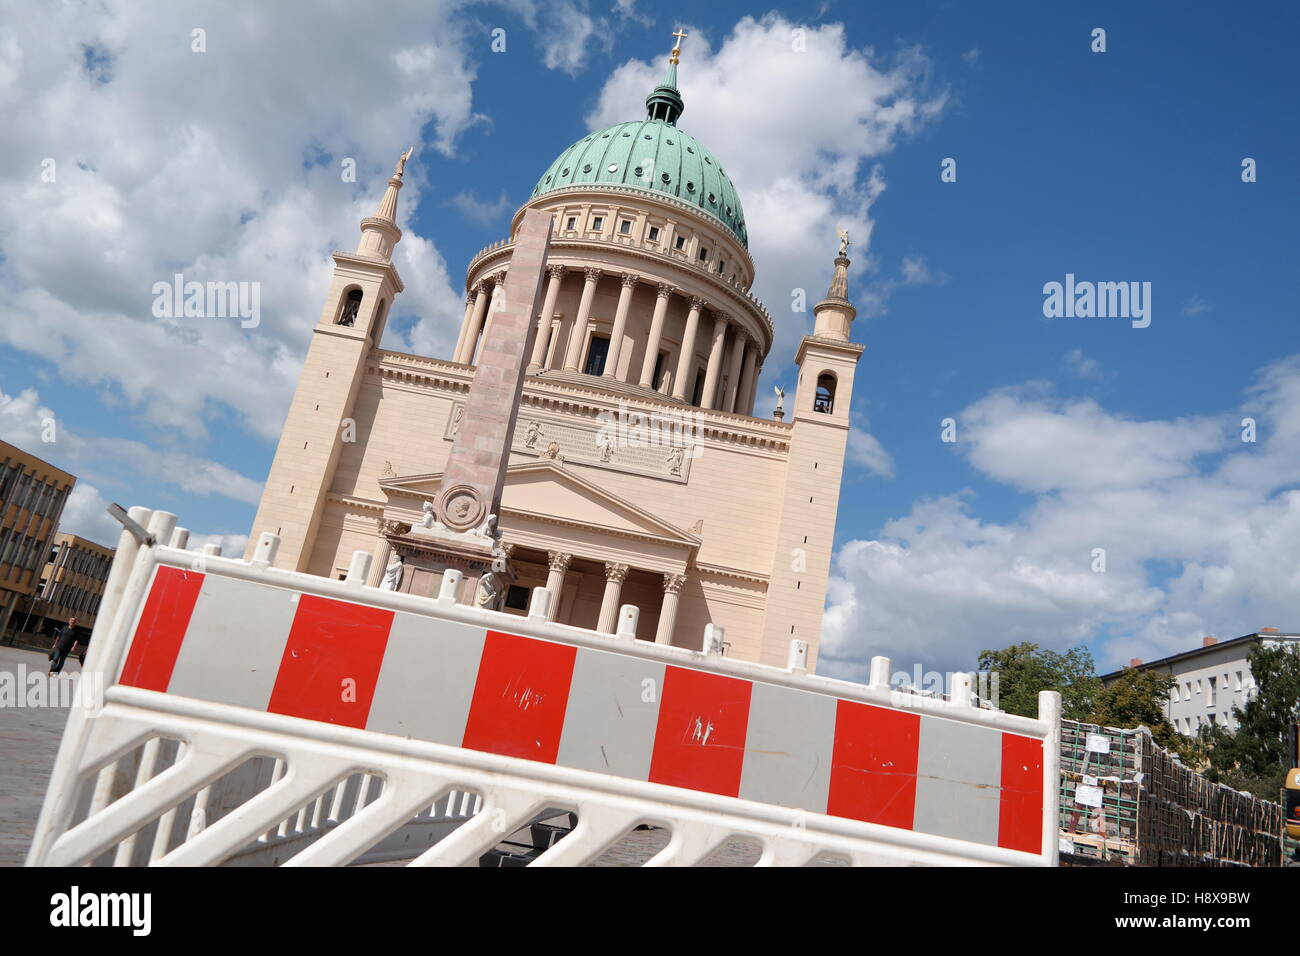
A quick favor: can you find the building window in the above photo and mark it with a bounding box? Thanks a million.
[675,235,687,251]
[583,335,610,376]
[814,373,836,414]
[590,216,604,231]
[566,216,577,231]
[619,220,633,235]
[647,226,660,242]
[504,585,530,611]
[697,247,709,262]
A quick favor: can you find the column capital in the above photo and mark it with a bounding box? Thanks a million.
[471,281,487,296]
[604,562,630,583]
[655,283,676,299]
[490,270,508,287]
[465,291,475,306]
[712,310,730,324]
[546,263,566,280]
[619,272,639,289]
[689,296,708,312]
[663,572,687,594]
[547,551,572,573]
[583,266,603,282]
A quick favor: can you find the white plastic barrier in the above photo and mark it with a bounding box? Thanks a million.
[27,508,1060,867]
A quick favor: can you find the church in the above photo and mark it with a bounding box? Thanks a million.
[245,37,864,671]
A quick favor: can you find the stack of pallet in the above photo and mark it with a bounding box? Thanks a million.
[1057,720,1282,866]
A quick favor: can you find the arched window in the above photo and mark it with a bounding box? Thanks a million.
[338,288,363,326]
[814,372,836,414]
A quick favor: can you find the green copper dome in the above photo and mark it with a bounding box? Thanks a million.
[529,60,748,248]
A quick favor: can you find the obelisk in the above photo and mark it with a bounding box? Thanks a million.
[411,208,553,603]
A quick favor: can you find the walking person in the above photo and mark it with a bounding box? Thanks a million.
[48,617,80,676]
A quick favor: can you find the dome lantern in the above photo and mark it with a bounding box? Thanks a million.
[645,30,687,125]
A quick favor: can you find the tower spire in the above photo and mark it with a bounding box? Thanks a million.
[812,229,857,341]
[356,147,413,261]
[646,29,687,125]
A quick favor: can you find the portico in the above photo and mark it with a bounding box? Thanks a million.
[377,460,698,643]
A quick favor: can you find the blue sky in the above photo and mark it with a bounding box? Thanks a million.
[2,0,1297,679]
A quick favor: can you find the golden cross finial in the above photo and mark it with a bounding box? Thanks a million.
[670,28,688,65]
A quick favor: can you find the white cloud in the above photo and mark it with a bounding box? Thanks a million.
[1063,348,1102,379]
[1182,295,1213,316]
[586,15,947,369]
[58,482,124,547]
[847,425,894,478]
[821,356,1300,680]
[450,189,515,225]
[0,383,261,505]
[0,1,481,442]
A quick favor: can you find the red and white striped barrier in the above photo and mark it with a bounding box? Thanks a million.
[27,509,1060,867]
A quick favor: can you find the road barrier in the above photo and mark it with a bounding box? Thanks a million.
[26,507,1060,866]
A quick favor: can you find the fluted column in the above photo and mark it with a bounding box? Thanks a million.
[723,328,747,412]
[563,267,601,372]
[603,274,638,381]
[452,292,475,365]
[639,284,674,387]
[544,551,572,622]
[455,284,490,364]
[597,562,629,633]
[367,533,394,587]
[529,264,565,372]
[699,313,729,410]
[738,340,759,415]
[671,297,705,401]
[655,573,686,644]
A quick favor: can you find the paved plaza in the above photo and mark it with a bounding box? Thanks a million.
[0,645,83,866]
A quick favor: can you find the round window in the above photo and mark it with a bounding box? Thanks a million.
[582,164,591,173]
[633,166,643,176]
[607,164,618,173]
[661,172,671,183]
[561,168,570,176]
[686,181,695,192]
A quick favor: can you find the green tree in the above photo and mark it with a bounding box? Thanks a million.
[1087,667,1199,763]
[976,642,1100,720]
[1204,642,1300,799]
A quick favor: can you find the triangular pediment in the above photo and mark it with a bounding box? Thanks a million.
[380,460,699,548]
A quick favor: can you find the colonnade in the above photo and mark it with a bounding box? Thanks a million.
[452,265,762,415]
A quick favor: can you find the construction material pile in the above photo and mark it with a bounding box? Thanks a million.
[1057,720,1281,867]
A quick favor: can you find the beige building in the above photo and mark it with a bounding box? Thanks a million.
[246,43,864,670]
[0,441,76,640]
[35,532,115,636]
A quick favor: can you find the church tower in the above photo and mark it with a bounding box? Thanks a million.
[759,247,864,669]
[244,151,411,570]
